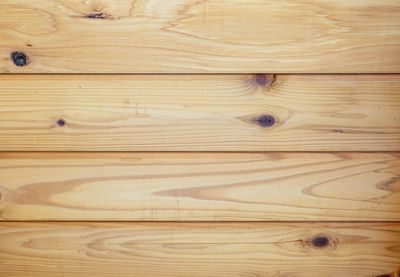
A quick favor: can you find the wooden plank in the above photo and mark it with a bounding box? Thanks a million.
[0,74,399,151]
[0,222,399,276]
[1,0,400,73]
[1,152,399,221]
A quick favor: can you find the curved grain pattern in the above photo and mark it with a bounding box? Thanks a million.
[0,222,399,276]
[0,75,399,151]
[1,0,400,73]
[0,152,399,221]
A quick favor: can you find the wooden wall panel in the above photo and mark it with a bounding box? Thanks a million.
[0,222,399,277]
[1,152,399,221]
[1,0,400,73]
[0,75,399,151]
[2,1,399,275]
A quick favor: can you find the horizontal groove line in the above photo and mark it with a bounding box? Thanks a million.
[1,73,400,76]
[1,221,400,223]
[0,151,399,154]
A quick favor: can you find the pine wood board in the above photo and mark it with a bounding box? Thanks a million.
[1,0,400,73]
[0,222,399,276]
[1,152,399,221]
[0,74,399,151]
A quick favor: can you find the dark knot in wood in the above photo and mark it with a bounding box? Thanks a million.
[56,119,66,127]
[311,236,330,248]
[256,114,276,128]
[86,12,110,19]
[253,74,275,88]
[11,51,29,67]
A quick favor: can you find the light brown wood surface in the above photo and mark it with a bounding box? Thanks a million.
[0,222,399,277]
[0,74,399,151]
[1,152,399,221]
[1,0,400,73]
[2,1,400,275]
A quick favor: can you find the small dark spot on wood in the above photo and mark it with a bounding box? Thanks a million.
[255,114,276,128]
[86,12,109,19]
[26,44,33,47]
[376,275,391,277]
[56,119,66,127]
[255,74,267,86]
[10,51,29,67]
[334,129,344,133]
[253,74,275,88]
[311,236,330,248]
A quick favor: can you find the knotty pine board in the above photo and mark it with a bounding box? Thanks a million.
[0,75,399,151]
[1,0,400,73]
[0,222,399,277]
[1,152,399,221]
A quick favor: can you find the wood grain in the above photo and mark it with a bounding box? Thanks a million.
[1,152,399,221]
[0,222,399,276]
[0,74,399,151]
[1,0,400,73]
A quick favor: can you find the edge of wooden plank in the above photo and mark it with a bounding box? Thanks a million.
[0,222,399,277]
[0,74,399,151]
[1,0,400,73]
[1,152,399,221]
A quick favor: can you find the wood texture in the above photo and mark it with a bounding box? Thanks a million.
[0,74,399,151]
[1,0,400,73]
[0,222,399,276]
[1,152,399,221]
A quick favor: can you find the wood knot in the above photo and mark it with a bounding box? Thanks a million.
[11,51,29,67]
[56,119,66,127]
[255,114,276,128]
[311,236,330,248]
[253,74,275,88]
[86,12,110,19]
[304,233,338,252]
[237,113,279,129]
[333,129,344,133]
